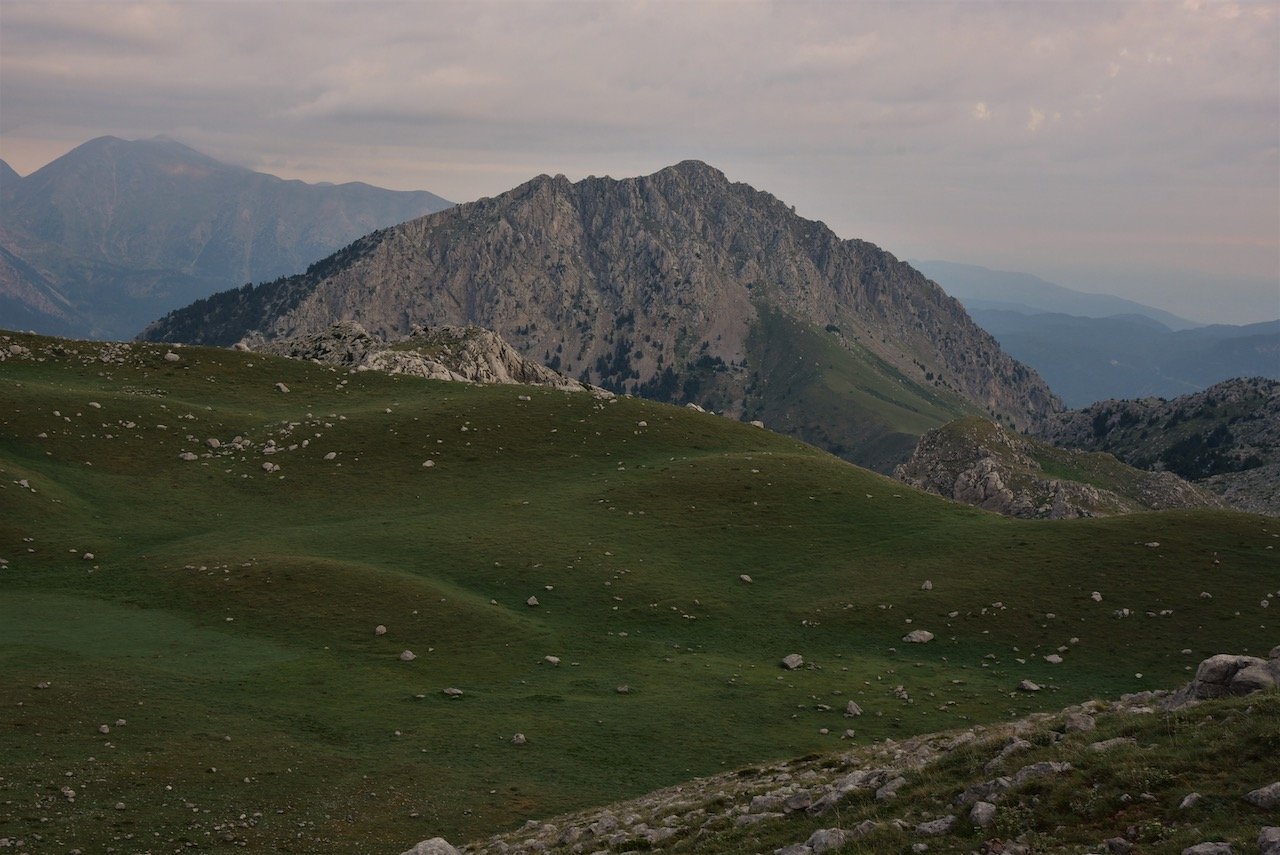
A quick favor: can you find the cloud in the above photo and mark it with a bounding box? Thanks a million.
[0,0,1275,320]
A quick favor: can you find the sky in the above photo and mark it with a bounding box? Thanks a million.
[1,0,1277,324]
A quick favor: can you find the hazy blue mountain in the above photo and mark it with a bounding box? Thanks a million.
[0,136,452,339]
[972,309,1279,407]
[915,260,1201,330]
[0,159,19,190]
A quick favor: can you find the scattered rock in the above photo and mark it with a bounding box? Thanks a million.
[805,828,848,854]
[921,580,933,591]
[178,452,199,461]
[511,733,527,745]
[442,687,463,698]
[526,596,540,607]
[164,352,180,362]
[970,800,997,828]
[1017,679,1041,692]
[1181,844,1234,855]
[1089,737,1137,753]
[876,775,907,801]
[915,815,956,836]
[782,653,804,670]
[400,839,460,855]
[844,700,863,717]
[399,650,416,662]
[1245,781,1280,810]
[1063,712,1096,732]
[374,625,387,636]
[274,382,290,393]
[1091,591,1103,602]
[739,573,753,584]
[543,655,561,666]
[903,629,935,644]
[615,685,630,694]
[1179,792,1202,810]
[1259,827,1280,855]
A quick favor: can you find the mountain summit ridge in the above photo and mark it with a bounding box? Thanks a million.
[142,161,1061,468]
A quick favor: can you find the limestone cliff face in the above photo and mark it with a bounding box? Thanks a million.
[142,161,1060,463]
[895,417,1225,519]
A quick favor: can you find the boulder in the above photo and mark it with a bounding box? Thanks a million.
[401,839,459,855]
[1245,781,1280,810]
[805,828,848,854]
[915,815,956,836]
[970,801,996,828]
[1259,827,1280,855]
[782,653,804,670]
[903,630,935,644]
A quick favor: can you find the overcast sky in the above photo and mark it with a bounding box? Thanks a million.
[2,0,1277,323]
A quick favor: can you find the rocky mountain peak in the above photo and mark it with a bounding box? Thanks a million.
[141,161,1061,469]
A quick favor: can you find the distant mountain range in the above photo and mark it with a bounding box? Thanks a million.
[0,136,452,339]
[142,161,1060,472]
[917,260,1279,407]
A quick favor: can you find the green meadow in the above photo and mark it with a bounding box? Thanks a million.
[0,332,1274,853]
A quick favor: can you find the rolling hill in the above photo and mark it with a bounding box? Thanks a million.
[0,136,453,339]
[1,330,1275,853]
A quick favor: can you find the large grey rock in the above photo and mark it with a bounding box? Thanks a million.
[1245,781,1280,809]
[903,629,935,644]
[1259,827,1280,855]
[1181,844,1234,855]
[969,801,997,828]
[805,828,848,853]
[915,815,957,836]
[781,653,804,670]
[401,838,459,855]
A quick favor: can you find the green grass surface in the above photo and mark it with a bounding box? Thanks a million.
[745,305,975,472]
[1,331,1276,853]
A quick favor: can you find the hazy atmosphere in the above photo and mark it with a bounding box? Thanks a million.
[2,0,1277,323]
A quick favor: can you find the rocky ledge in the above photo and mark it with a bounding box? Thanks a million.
[244,322,610,396]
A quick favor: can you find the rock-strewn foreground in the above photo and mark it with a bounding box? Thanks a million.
[407,651,1280,855]
[141,160,1060,470]
[895,417,1225,519]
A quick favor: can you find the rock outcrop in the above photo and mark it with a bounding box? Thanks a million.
[1039,377,1280,516]
[398,668,1279,855]
[249,321,603,394]
[894,417,1225,519]
[1164,647,1280,708]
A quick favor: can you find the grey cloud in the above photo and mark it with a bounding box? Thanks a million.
[0,0,1275,322]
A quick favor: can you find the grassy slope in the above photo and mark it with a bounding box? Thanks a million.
[0,331,1276,853]
[745,305,976,472]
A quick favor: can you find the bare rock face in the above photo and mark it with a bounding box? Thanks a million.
[250,322,603,395]
[1039,377,1280,516]
[142,161,1060,469]
[895,417,1224,519]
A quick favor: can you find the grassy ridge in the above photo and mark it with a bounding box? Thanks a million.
[0,331,1275,853]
